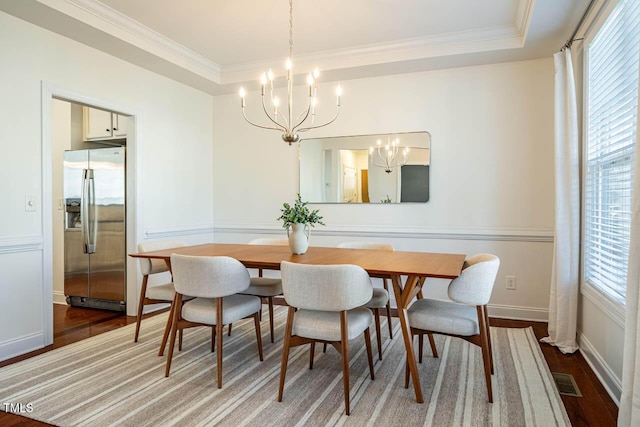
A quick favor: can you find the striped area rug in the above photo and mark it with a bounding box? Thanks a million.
[0,307,570,426]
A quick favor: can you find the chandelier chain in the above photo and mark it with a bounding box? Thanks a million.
[289,0,293,59]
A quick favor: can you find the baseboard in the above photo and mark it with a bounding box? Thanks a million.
[577,331,622,405]
[0,332,45,363]
[487,303,549,322]
[53,291,67,305]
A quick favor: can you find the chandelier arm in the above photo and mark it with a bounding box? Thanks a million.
[292,102,313,133]
[267,91,290,128]
[296,106,341,133]
[260,95,289,130]
[241,108,285,131]
[294,96,312,124]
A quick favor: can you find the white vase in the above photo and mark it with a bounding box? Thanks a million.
[287,223,310,254]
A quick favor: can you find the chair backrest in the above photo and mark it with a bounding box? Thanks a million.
[170,254,250,298]
[337,241,395,251]
[138,240,187,276]
[249,238,289,246]
[448,253,500,306]
[281,261,372,311]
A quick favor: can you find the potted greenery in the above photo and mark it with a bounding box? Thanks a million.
[277,193,325,254]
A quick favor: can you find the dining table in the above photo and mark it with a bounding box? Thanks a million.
[130,242,466,403]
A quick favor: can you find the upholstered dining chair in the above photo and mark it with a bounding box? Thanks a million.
[406,253,500,402]
[236,237,288,343]
[337,241,394,360]
[165,254,264,388]
[278,261,375,416]
[135,240,187,344]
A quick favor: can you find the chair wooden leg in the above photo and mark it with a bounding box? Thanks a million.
[483,305,494,374]
[158,293,177,356]
[134,276,148,342]
[253,312,264,361]
[404,333,413,388]
[404,356,410,389]
[323,343,327,353]
[309,342,316,370]
[364,328,375,380]
[477,306,493,402]
[211,327,215,352]
[227,323,232,337]
[165,294,182,377]
[216,298,224,388]
[268,296,275,343]
[418,334,424,363]
[373,308,383,360]
[278,307,296,402]
[428,333,438,358]
[178,329,183,351]
[340,311,351,415]
[383,278,393,339]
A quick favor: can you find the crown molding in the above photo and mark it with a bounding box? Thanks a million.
[36,0,222,82]
[221,24,527,84]
[35,0,534,86]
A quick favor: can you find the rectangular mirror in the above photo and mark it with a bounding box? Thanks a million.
[300,131,430,203]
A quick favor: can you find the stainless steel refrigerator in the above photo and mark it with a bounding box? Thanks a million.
[63,147,126,311]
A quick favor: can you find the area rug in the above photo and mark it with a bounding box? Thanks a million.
[0,307,570,426]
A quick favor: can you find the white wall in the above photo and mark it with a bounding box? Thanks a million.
[0,11,214,361]
[212,58,556,320]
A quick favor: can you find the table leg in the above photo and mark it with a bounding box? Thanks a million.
[391,274,424,403]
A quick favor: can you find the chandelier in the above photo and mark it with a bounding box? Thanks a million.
[369,137,409,174]
[239,0,341,145]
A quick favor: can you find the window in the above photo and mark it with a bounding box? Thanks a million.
[584,0,640,304]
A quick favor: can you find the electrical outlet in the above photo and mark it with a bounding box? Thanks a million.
[506,275,516,290]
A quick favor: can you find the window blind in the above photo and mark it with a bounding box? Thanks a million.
[584,0,640,304]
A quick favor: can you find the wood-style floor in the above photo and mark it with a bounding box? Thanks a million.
[0,306,618,426]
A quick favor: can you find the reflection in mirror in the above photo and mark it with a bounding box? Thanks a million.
[300,132,430,203]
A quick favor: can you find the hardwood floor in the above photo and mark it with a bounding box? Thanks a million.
[0,306,618,426]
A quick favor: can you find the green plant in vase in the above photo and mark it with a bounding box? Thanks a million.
[277,194,324,254]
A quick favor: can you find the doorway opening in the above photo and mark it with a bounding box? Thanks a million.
[42,82,140,348]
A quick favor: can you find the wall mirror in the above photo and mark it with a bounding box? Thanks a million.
[300,131,430,203]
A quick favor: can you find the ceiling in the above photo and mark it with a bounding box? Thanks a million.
[1,0,590,95]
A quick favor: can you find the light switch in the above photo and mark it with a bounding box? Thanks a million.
[57,199,64,210]
[25,194,37,212]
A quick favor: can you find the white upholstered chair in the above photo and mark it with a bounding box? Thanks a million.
[135,240,187,346]
[236,238,287,343]
[407,253,499,402]
[278,261,375,416]
[165,254,264,388]
[337,241,394,360]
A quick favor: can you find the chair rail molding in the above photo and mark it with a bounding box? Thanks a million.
[213,224,554,243]
[144,224,215,239]
[0,235,44,254]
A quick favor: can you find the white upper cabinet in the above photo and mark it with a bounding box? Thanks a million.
[83,107,127,141]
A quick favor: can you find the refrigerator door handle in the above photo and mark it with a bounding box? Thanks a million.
[87,169,97,254]
[82,169,90,254]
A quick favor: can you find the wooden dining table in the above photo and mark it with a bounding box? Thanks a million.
[130,242,466,403]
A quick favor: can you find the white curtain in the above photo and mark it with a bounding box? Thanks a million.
[541,48,579,354]
[618,64,640,427]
